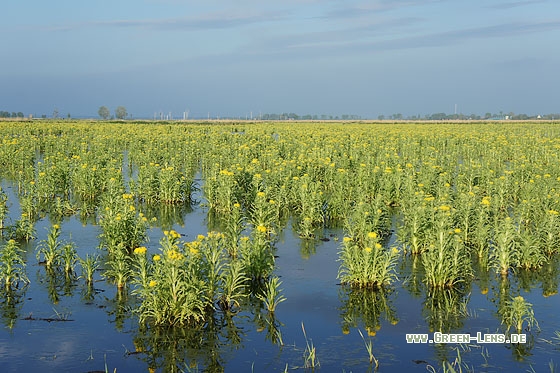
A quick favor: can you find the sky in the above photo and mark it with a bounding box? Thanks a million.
[1,0,559,119]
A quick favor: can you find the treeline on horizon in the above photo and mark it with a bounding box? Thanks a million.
[240,112,560,121]
[0,111,25,118]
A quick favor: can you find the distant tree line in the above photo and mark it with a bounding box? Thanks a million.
[98,106,128,120]
[260,113,362,120]
[0,111,24,118]
[379,112,560,121]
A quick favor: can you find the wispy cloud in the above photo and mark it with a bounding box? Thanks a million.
[487,0,547,10]
[44,9,290,32]
[241,18,560,58]
[320,0,443,20]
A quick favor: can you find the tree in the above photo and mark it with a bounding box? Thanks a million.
[115,106,127,120]
[98,106,110,120]
[52,108,59,119]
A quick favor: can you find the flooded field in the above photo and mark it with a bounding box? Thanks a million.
[0,121,559,372]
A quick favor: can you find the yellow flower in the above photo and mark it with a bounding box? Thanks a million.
[481,197,491,206]
[481,287,488,295]
[153,254,161,261]
[548,210,559,215]
[374,243,382,249]
[438,205,451,211]
[197,234,205,241]
[454,228,462,234]
[256,225,267,233]
[149,280,157,287]
[189,247,200,255]
[364,247,373,253]
[53,224,60,230]
[391,247,399,255]
[134,246,147,255]
[343,237,352,243]
[167,250,184,261]
[233,203,241,208]
[367,232,378,239]
[257,191,265,197]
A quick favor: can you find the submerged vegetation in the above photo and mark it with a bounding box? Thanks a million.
[0,120,559,370]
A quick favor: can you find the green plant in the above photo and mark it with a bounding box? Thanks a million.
[79,253,99,285]
[219,260,248,312]
[61,243,78,276]
[103,245,132,291]
[500,295,539,334]
[338,233,400,289]
[358,329,379,369]
[490,217,518,276]
[256,276,286,313]
[0,239,29,291]
[302,322,319,369]
[134,231,207,326]
[0,187,8,231]
[36,224,63,271]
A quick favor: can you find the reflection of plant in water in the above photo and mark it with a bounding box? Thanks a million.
[140,203,190,231]
[540,258,559,298]
[131,314,236,373]
[400,254,424,297]
[339,287,398,336]
[473,260,491,296]
[0,290,25,330]
[37,268,77,304]
[105,291,135,332]
[423,288,469,334]
[516,258,560,298]
[299,238,317,260]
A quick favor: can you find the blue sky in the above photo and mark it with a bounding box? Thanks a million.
[1,0,559,118]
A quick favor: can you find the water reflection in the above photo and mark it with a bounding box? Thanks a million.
[422,287,470,333]
[516,258,559,298]
[36,268,78,304]
[339,287,398,335]
[130,311,247,373]
[400,254,424,297]
[140,202,193,231]
[0,290,25,330]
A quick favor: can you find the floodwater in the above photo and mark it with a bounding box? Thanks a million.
[0,180,559,373]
